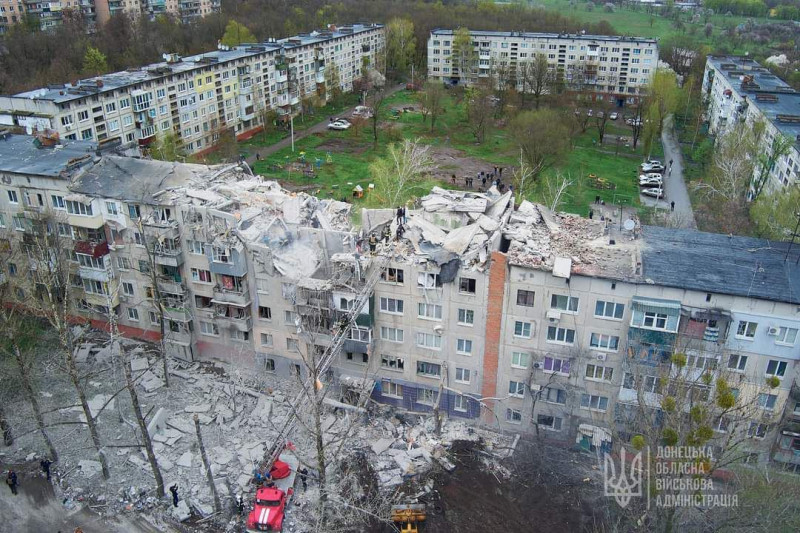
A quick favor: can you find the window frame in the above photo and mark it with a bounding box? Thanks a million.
[516,289,535,307]
[550,293,579,313]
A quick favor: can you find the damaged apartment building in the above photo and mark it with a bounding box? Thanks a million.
[1,132,800,467]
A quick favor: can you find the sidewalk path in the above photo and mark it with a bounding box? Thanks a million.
[245,83,406,166]
[639,115,697,229]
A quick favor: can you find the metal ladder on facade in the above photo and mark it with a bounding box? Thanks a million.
[260,254,389,470]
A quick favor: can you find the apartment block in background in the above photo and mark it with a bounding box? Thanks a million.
[427,29,658,106]
[702,55,800,198]
[0,23,384,154]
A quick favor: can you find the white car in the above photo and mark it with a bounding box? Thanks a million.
[641,187,665,199]
[645,159,663,167]
[639,175,663,187]
[352,105,373,118]
[587,109,593,117]
[328,120,350,130]
[641,163,665,173]
[609,112,619,120]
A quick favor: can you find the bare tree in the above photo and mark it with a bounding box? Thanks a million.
[628,104,645,150]
[693,122,758,207]
[415,80,446,131]
[491,59,515,117]
[541,172,575,212]
[593,99,614,144]
[510,109,570,181]
[370,138,434,207]
[511,149,534,203]
[465,81,493,144]
[11,210,110,478]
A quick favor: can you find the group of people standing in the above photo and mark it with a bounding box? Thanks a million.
[450,166,511,194]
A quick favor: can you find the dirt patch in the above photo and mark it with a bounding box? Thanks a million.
[422,440,605,533]
[316,136,370,156]
[429,147,514,189]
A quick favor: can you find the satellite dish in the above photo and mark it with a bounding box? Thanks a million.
[623,219,636,231]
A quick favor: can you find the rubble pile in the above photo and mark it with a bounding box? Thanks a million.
[504,201,639,279]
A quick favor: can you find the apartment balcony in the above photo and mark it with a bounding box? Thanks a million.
[289,94,300,106]
[143,216,179,234]
[74,240,109,258]
[216,314,252,332]
[212,286,251,307]
[84,290,119,308]
[153,247,184,267]
[164,306,191,322]
[67,212,105,230]
[276,94,290,107]
[677,310,731,355]
[78,266,111,282]
[157,276,185,296]
[276,70,288,83]
[316,70,325,84]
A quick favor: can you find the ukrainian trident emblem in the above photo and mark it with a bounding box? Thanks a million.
[604,448,644,508]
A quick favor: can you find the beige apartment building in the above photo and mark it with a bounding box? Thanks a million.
[0,23,385,154]
[427,29,658,106]
[1,133,799,467]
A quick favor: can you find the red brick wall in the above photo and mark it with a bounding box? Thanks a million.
[481,251,507,424]
[89,319,161,343]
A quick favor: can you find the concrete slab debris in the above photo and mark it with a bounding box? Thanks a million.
[184,404,212,413]
[371,438,395,456]
[172,499,192,522]
[176,452,194,468]
[130,357,149,372]
[78,460,103,478]
[146,407,169,437]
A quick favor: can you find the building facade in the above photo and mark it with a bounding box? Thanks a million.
[702,55,800,198]
[0,23,384,154]
[1,134,799,467]
[427,29,659,106]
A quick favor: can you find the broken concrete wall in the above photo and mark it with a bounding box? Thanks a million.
[370,377,481,419]
[194,338,258,369]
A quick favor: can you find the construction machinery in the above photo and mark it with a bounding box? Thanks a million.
[391,503,427,533]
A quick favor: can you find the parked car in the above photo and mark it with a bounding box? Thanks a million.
[639,175,663,187]
[332,117,351,126]
[641,187,665,199]
[328,120,351,130]
[641,162,665,173]
[597,111,605,119]
[609,112,619,120]
[626,118,643,127]
[587,109,593,117]
[645,159,663,167]
[352,105,373,118]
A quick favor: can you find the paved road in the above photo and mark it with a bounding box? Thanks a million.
[0,469,171,533]
[245,83,406,167]
[639,115,697,229]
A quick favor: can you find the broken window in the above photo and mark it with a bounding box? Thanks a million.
[459,277,476,294]
[199,321,219,336]
[258,306,272,319]
[506,409,522,423]
[212,247,230,263]
[416,361,442,377]
[454,395,468,412]
[381,355,405,371]
[381,267,404,284]
[417,272,440,288]
[260,333,273,347]
[537,415,562,431]
[265,358,276,372]
[418,388,438,405]
[508,381,525,397]
[344,352,369,364]
[516,289,535,307]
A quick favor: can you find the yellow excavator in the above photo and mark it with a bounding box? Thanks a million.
[391,503,426,533]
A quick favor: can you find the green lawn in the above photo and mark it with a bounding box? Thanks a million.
[530,0,776,55]
[253,89,659,215]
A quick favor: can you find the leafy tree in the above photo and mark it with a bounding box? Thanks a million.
[642,69,680,154]
[415,81,446,131]
[220,20,256,47]
[509,109,570,179]
[369,139,434,207]
[452,27,476,85]
[750,185,800,241]
[324,62,343,105]
[148,133,185,162]
[385,18,416,81]
[82,46,108,76]
[519,53,554,110]
[751,134,793,200]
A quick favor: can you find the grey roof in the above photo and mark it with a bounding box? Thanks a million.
[430,28,657,44]
[0,134,97,177]
[641,225,800,305]
[69,156,209,204]
[707,56,800,142]
[10,24,382,106]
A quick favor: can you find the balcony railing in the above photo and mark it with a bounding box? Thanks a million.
[215,314,252,332]
[212,286,250,307]
[154,247,184,267]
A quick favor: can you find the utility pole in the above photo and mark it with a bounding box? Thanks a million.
[290,115,295,153]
